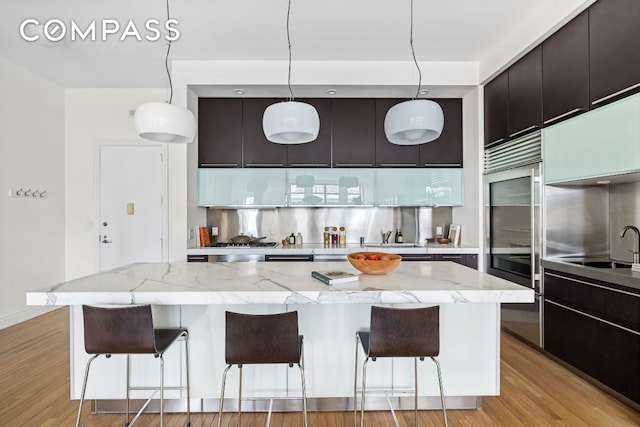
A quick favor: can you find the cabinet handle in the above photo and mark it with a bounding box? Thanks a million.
[335,163,374,167]
[546,300,640,336]
[486,137,506,147]
[592,82,640,105]
[290,163,329,167]
[379,163,418,167]
[245,163,284,167]
[440,255,463,260]
[423,163,462,167]
[509,125,539,138]
[200,163,239,167]
[543,108,586,125]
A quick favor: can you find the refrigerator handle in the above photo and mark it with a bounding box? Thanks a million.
[531,168,538,289]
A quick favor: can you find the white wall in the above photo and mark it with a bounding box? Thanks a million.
[64,88,170,280]
[452,87,481,249]
[0,57,65,328]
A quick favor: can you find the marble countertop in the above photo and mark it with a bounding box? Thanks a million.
[187,243,479,256]
[27,261,533,306]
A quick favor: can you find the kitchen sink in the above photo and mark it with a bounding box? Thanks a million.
[566,260,632,269]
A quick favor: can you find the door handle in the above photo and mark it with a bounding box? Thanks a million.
[102,238,112,244]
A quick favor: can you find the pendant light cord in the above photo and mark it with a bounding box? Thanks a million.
[165,0,174,104]
[286,0,294,101]
[409,0,422,100]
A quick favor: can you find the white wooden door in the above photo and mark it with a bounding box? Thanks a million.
[98,144,166,271]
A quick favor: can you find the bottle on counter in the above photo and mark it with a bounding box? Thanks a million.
[339,226,346,247]
[296,232,303,246]
[289,233,296,245]
[331,227,339,247]
[323,227,330,247]
[395,228,403,243]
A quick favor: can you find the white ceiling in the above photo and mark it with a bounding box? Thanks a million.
[0,0,591,90]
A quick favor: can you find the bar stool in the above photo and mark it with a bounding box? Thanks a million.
[76,304,191,427]
[354,305,447,427]
[218,310,307,427]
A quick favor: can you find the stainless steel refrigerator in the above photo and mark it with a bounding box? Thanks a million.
[484,133,543,347]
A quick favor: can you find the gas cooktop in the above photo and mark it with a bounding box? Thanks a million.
[209,242,279,248]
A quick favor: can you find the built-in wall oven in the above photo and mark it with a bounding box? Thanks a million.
[484,132,543,347]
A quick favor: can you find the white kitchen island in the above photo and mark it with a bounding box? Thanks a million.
[27,261,533,412]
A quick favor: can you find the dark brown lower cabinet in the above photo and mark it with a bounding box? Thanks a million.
[435,254,477,269]
[399,253,477,269]
[544,270,639,404]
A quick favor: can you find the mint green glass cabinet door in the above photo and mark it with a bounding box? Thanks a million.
[286,169,374,206]
[374,169,463,206]
[197,169,286,206]
[544,93,640,184]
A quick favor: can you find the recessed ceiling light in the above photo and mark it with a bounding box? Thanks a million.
[596,180,611,184]
[326,89,337,95]
[234,89,245,95]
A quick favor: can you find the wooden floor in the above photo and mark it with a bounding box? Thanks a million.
[0,308,638,426]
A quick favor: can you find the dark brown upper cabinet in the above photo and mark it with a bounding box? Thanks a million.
[589,0,640,106]
[331,99,376,167]
[420,99,463,167]
[542,10,589,125]
[286,98,332,167]
[198,98,242,168]
[374,99,420,167]
[508,45,542,138]
[484,71,509,147]
[242,98,288,167]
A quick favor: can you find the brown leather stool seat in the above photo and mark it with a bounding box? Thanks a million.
[354,305,447,427]
[218,310,307,427]
[76,305,191,427]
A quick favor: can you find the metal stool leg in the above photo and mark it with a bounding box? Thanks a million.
[299,341,308,427]
[126,354,131,425]
[360,358,369,427]
[353,334,359,427]
[183,332,191,427]
[431,357,448,427]
[238,365,243,425]
[75,354,99,427]
[160,354,165,427]
[218,365,232,427]
[414,357,419,427]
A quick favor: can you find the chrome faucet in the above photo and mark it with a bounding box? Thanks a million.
[619,225,640,264]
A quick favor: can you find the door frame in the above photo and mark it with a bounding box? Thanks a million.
[93,141,169,272]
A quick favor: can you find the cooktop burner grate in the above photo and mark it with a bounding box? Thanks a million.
[209,242,279,248]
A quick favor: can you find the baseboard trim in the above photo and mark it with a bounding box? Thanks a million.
[92,396,481,413]
[0,306,58,330]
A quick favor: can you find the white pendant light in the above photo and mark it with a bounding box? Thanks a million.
[134,0,196,144]
[262,0,319,144]
[384,0,444,146]
[385,99,444,145]
[135,102,196,143]
[263,101,319,144]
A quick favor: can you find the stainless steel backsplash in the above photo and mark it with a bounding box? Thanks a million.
[610,181,640,262]
[545,182,640,262]
[206,207,453,244]
[545,185,609,258]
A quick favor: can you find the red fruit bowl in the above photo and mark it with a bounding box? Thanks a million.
[347,252,402,275]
